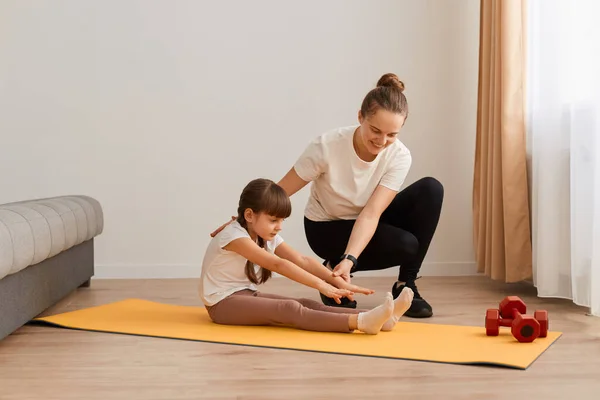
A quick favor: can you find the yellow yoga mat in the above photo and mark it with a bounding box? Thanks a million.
[32,298,562,370]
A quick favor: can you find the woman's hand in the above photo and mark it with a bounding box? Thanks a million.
[331,258,354,283]
[210,216,236,237]
[317,281,355,304]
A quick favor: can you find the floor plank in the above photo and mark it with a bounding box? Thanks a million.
[1,276,599,399]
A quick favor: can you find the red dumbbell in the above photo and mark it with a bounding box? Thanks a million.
[485,296,549,343]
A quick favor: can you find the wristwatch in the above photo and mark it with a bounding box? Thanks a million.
[340,254,358,272]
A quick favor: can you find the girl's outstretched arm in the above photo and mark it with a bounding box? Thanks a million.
[274,242,375,297]
[223,237,353,304]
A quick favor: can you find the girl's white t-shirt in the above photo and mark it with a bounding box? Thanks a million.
[293,125,412,222]
[198,220,284,306]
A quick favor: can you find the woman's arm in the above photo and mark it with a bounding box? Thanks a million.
[274,241,375,296]
[210,216,236,237]
[332,185,399,281]
[223,237,354,303]
[277,167,309,197]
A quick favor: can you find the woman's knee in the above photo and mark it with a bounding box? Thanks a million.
[416,177,444,202]
[387,231,419,258]
[367,226,419,262]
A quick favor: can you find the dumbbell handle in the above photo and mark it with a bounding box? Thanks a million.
[497,309,522,327]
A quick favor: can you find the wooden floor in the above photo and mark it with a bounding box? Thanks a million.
[1,276,599,399]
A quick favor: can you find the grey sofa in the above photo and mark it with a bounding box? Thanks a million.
[0,195,103,341]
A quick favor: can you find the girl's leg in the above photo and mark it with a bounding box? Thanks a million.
[255,291,414,332]
[206,290,394,334]
[255,291,364,314]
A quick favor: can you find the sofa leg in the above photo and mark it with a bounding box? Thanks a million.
[79,279,91,288]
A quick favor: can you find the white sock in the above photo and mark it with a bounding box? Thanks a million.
[357,292,394,335]
[381,287,414,331]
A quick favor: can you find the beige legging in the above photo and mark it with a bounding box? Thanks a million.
[205,289,365,333]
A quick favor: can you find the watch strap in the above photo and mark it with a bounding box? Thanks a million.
[341,254,358,269]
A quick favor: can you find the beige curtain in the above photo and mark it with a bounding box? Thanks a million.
[473,0,532,283]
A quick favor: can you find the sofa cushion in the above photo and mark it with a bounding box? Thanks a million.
[0,195,103,280]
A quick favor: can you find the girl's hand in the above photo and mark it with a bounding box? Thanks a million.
[336,281,375,296]
[317,282,355,304]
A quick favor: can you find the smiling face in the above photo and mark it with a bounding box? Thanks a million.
[355,109,405,160]
[244,211,284,241]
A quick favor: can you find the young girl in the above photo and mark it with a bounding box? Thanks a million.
[199,178,414,334]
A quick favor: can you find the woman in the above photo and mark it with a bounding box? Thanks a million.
[212,73,443,318]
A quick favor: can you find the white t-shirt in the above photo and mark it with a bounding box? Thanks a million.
[198,220,284,306]
[293,125,412,221]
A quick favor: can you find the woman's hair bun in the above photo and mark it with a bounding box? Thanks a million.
[376,73,405,92]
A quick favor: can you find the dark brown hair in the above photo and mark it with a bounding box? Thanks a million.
[236,178,292,285]
[360,73,408,119]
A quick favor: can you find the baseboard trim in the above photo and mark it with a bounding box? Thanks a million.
[94,262,477,279]
[353,262,478,277]
[95,264,201,279]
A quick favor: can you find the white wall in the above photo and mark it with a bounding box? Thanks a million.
[0,0,481,278]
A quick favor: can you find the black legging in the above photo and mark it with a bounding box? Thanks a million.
[304,177,444,283]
